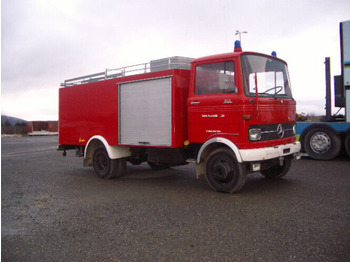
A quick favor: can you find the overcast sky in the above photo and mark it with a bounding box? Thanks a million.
[1,0,350,120]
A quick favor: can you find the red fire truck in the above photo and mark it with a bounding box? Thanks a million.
[58,41,301,193]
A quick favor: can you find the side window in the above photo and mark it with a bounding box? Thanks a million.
[195,61,235,95]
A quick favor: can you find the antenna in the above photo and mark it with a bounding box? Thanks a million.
[235,30,248,44]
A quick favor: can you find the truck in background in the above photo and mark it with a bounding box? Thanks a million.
[58,42,300,193]
[296,20,350,160]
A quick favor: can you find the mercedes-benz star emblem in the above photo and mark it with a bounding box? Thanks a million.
[277,124,284,138]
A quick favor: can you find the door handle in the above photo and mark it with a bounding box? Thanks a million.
[191,101,200,105]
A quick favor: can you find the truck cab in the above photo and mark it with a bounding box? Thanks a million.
[188,51,296,147]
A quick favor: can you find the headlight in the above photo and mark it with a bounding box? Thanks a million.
[249,128,261,141]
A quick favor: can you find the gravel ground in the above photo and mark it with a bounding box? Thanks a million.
[2,136,350,261]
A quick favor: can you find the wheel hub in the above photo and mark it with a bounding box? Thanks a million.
[213,162,230,181]
[97,154,109,173]
[310,132,331,153]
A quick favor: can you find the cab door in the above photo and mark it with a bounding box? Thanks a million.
[188,60,240,143]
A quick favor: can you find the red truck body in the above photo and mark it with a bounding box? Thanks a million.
[59,69,190,148]
[59,45,301,193]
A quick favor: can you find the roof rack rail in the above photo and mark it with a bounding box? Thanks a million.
[61,56,193,87]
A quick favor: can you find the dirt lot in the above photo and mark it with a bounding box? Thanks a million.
[2,136,350,261]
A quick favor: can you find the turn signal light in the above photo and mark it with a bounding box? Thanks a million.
[241,115,252,120]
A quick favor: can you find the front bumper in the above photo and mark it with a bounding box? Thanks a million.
[239,142,301,162]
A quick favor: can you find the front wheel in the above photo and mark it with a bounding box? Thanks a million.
[205,148,246,193]
[93,148,127,179]
[260,157,292,179]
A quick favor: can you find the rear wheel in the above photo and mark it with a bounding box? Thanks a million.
[303,127,341,160]
[93,148,127,179]
[261,157,292,179]
[205,148,246,193]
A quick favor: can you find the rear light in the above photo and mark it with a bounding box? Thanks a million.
[249,128,261,141]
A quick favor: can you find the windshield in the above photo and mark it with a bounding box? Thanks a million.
[241,54,292,98]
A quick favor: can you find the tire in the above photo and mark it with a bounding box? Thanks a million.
[205,148,246,193]
[345,134,350,158]
[303,127,341,160]
[93,148,127,179]
[260,157,292,179]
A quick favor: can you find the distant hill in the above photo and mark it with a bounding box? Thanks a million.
[1,115,27,125]
[1,115,28,135]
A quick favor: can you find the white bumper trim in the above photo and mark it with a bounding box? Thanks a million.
[239,142,301,162]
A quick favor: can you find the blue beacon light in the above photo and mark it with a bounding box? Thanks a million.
[271,51,277,57]
[234,40,242,52]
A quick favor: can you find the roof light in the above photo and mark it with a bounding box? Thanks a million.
[234,40,242,52]
[271,51,277,57]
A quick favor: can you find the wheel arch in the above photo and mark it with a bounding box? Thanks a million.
[84,135,131,167]
[197,137,242,164]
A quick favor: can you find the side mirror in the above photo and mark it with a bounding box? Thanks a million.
[232,86,238,94]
